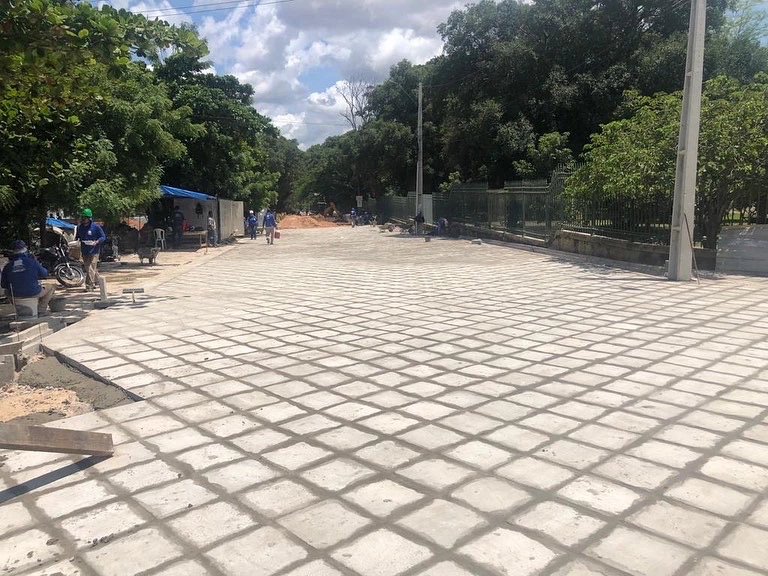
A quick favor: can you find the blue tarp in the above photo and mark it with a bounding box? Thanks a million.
[46,217,76,230]
[160,185,216,201]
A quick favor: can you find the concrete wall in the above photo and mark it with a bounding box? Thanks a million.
[717,225,768,276]
[219,199,245,239]
[551,230,715,270]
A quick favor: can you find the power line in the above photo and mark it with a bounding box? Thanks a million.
[131,0,295,18]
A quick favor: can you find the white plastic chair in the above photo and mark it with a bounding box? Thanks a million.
[153,228,166,250]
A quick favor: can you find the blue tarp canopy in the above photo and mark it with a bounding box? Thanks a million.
[46,217,76,230]
[160,185,216,201]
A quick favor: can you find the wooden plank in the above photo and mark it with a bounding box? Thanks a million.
[0,424,114,457]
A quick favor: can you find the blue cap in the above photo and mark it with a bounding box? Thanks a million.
[11,240,27,253]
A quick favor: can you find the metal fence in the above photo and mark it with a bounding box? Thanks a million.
[371,167,766,246]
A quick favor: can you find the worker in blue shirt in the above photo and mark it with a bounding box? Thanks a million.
[75,208,106,291]
[246,210,258,240]
[1,240,55,315]
[263,208,277,244]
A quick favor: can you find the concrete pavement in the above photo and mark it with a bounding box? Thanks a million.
[2,227,768,576]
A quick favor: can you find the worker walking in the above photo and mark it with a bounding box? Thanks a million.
[263,208,277,245]
[75,208,106,291]
[246,210,258,240]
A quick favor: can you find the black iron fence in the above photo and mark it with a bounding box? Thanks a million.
[373,167,766,246]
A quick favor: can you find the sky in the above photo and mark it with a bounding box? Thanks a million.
[103,0,464,149]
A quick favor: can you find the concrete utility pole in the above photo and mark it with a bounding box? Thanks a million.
[416,82,423,219]
[668,0,706,281]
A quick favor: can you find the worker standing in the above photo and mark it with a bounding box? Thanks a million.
[75,208,106,292]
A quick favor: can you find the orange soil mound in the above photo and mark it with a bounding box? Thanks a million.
[279,215,343,229]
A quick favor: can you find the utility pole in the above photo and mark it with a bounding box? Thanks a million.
[668,0,706,281]
[416,82,423,220]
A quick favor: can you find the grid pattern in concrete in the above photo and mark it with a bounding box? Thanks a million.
[2,227,768,576]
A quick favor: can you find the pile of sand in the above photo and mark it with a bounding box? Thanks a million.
[279,215,343,229]
[0,356,131,425]
[0,384,91,423]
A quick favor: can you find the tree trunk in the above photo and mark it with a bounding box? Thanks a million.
[757,191,767,225]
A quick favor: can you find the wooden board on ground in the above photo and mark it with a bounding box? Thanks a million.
[0,423,114,457]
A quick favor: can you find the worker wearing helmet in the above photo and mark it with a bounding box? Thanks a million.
[75,208,106,292]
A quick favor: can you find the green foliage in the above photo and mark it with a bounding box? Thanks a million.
[0,0,301,241]
[566,76,768,247]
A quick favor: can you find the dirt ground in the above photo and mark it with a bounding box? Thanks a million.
[279,214,345,229]
[0,356,131,425]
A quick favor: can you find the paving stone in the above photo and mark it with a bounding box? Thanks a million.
[315,426,378,450]
[558,475,642,514]
[587,526,691,576]
[550,560,621,575]
[399,424,465,450]
[60,500,146,547]
[628,440,701,468]
[749,499,768,528]
[438,412,504,435]
[666,477,754,517]
[301,458,376,491]
[485,424,550,451]
[358,412,420,434]
[459,528,556,576]
[628,500,727,548]
[232,428,290,454]
[206,526,308,576]
[331,529,432,576]
[0,529,65,573]
[594,455,677,490]
[513,500,605,546]
[241,479,318,518]
[519,412,582,434]
[398,458,475,490]
[35,479,116,518]
[282,560,345,576]
[688,557,764,576]
[446,440,514,470]
[81,527,183,576]
[262,442,332,470]
[452,477,530,514]
[0,501,35,537]
[569,424,640,450]
[722,439,768,467]
[168,501,254,547]
[414,561,476,576]
[355,440,422,469]
[496,457,574,489]
[176,443,243,471]
[152,560,210,576]
[718,525,768,571]
[202,458,279,492]
[699,455,768,492]
[134,479,217,518]
[279,500,371,548]
[343,479,425,517]
[536,440,609,469]
[397,499,486,547]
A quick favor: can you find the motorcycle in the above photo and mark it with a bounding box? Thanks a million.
[36,240,85,288]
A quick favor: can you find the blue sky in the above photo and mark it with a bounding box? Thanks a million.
[103,0,463,148]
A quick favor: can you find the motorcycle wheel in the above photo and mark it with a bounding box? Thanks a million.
[55,264,85,288]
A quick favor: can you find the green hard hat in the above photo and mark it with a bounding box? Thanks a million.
[81,208,93,218]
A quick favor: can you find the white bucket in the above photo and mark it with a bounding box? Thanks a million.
[14,297,38,318]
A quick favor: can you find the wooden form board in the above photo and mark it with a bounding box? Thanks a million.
[0,424,114,457]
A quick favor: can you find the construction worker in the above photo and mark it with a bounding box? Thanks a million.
[75,208,106,291]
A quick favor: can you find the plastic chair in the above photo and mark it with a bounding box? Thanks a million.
[153,228,166,250]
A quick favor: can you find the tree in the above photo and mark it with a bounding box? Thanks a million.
[0,1,205,240]
[566,76,768,248]
[337,77,372,131]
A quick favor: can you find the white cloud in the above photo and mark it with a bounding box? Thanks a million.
[109,0,461,147]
